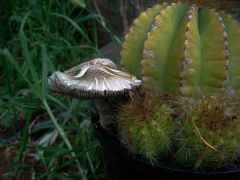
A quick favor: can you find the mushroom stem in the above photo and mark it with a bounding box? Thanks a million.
[93,94,131,129]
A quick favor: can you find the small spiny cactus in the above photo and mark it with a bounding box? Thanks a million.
[119,93,174,160]
[175,96,240,168]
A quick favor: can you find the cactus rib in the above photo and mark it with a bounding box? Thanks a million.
[180,9,229,96]
[120,4,166,78]
[142,3,188,94]
[180,6,201,96]
[221,13,240,91]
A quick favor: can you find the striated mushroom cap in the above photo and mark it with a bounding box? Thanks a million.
[48,58,141,98]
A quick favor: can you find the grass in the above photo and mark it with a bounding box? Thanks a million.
[0,0,119,179]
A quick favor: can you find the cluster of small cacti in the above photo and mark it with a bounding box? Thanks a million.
[118,2,240,169]
[119,92,240,168]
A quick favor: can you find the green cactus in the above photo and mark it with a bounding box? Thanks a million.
[175,96,240,168]
[118,2,240,169]
[119,94,174,160]
[120,2,240,97]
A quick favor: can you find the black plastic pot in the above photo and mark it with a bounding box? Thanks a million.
[92,113,240,180]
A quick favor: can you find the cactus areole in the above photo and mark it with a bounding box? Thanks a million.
[120,2,240,98]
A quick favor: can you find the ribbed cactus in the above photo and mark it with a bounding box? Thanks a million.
[120,2,240,97]
[118,2,240,169]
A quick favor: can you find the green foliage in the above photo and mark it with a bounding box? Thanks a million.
[0,0,115,178]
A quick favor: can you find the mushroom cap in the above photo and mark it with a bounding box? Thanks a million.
[48,58,141,98]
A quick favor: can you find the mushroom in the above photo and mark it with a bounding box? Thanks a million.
[48,58,141,128]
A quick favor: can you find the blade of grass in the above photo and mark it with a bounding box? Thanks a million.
[85,151,97,180]
[62,100,97,180]
[76,13,101,23]
[36,130,58,147]
[12,111,31,177]
[91,0,121,45]
[19,11,40,89]
[2,48,42,98]
[1,51,18,122]
[1,53,13,95]
[51,13,92,45]
[46,95,68,109]
[42,99,87,180]
[41,44,48,98]
[69,0,86,9]
[91,18,99,55]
